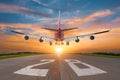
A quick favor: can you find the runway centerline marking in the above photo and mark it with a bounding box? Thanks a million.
[65,59,107,77]
[14,59,55,77]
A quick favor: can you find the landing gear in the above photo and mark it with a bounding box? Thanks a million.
[61,42,64,45]
[66,41,69,46]
[55,41,64,45]
[49,42,52,46]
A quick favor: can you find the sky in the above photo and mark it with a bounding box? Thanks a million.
[0,0,120,54]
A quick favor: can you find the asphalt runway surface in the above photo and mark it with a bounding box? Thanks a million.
[0,54,120,80]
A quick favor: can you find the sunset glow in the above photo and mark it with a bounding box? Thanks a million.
[0,0,120,54]
[56,47,62,53]
[55,47,63,56]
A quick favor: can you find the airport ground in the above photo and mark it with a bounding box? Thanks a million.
[0,53,120,80]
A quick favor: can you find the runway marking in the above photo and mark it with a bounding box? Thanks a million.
[14,59,55,77]
[65,59,107,77]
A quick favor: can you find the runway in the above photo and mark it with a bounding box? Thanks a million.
[0,54,120,80]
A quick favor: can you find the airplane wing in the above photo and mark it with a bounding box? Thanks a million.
[64,29,110,41]
[10,30,54,42]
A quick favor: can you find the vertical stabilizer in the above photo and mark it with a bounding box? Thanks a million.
[58,10,61,28]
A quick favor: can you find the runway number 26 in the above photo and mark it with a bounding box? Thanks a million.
[14,59,107,77]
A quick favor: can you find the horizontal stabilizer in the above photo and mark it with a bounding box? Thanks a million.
[62,27,78,31]
[42,27,78,31]
[42,27,57,31]
[11,30,25,35]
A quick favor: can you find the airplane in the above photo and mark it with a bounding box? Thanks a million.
[10,11,110,46]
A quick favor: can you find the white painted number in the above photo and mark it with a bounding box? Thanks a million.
[14,59,107,77]
[14,59,55,77]
[65,59,107,77]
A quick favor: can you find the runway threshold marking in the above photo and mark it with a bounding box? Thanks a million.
[14,59,55,77]
[65,59,107,77]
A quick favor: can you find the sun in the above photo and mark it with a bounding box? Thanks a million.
[55,47,63,56]
[56,47,62,53]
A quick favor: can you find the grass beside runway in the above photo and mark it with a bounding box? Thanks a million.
[0,52,44,60]
[78,52,120,59]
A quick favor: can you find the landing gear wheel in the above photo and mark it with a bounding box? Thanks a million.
[66,42,69,46]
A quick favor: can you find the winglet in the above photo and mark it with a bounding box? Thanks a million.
[59,10,60,23]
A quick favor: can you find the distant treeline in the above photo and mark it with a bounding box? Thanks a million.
[0,52,44,56]
[79,52,120,58]
[92,52,120,56]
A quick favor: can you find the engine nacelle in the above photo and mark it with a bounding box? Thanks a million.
[24,35,29,40]
[39,37,43,42]
[75,37,80,43]
[90,36,95,40]
[75,39,80,43]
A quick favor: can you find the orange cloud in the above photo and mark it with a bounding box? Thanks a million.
[0,23,53,36]
[66,9,113,26]
[88,9,113,19]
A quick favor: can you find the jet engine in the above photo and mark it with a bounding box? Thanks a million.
[24,35,29,40]
[39,37,43,42]
[90,36,95,40]
[75,37,80,43]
